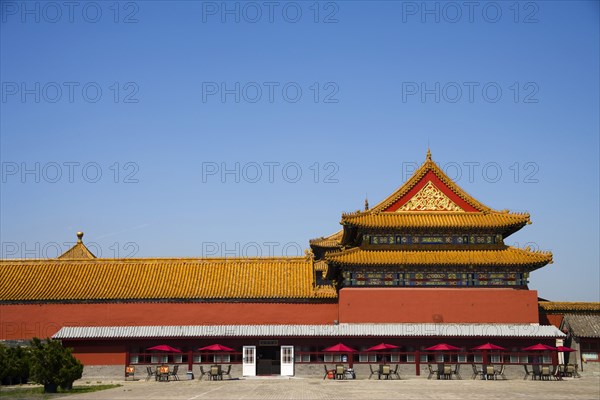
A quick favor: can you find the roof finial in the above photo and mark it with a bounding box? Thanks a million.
[426,148,432,161]
[364,196,369,211]
[76,231,84,243]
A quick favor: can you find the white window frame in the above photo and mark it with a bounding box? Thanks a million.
[214,354,231,363]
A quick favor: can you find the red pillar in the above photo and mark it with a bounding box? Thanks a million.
[415,350,421,376]
[188,349,193,372]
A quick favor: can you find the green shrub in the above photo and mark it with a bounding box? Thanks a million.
[0,343,30,385]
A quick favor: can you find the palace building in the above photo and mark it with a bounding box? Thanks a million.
[2,150,596,378]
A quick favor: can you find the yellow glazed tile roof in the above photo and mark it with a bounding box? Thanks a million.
[310,230,343,248]
[0,257,337,302]
[341,211,531,231]
[539,302,600,312]
[326,246,552,268]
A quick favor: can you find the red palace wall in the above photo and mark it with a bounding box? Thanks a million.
[0,302,338,340]
[338,288,539,323]
[68,344,126,365]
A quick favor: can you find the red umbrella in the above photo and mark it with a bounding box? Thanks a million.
[323,343,357,352]
[198,344,235,352]
[425,343,461,351]
[146,345,182,353]
[366,343,400,351]
[471,343,506,351]
[556,346,576,352]
[522,343,557,351]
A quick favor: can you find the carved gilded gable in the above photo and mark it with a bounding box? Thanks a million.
[397,181,464,212]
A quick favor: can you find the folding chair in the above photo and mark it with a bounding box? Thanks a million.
[573,364,581,378]
[494,364,506,380]
[323,364,334,380]
[452,364,462,380]
[220,365,231,380]
[199,366,208,380]
[532,364,541,380]
[389,364,401,380]
[146,366,154,381]
[125,366,135,381]
[210,365,221,381]
[427,364,437,380]
[523,365,531,380]
[472,364,484,380]
[169,365,179,381]
[485,365,495,380]
[368,364,378,380]
[541,366,551,381]
[380,365,391,380]
[335,364,345,380]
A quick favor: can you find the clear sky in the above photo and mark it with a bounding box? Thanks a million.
[1,1,598,301]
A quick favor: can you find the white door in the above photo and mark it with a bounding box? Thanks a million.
[242,346,256,376]
[281,346,294,376]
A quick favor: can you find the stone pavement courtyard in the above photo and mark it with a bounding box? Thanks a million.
[31,375,600,400]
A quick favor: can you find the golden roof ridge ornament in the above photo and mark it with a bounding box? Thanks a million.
[57,231,96,259]
[304,248,314,260]
[426,148,432,161]
[364,196,369,211]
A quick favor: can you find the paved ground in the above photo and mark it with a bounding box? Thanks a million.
[49,375,600,400]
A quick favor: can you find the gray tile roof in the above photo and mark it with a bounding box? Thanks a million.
[562,314,600,338]
[53,323,565,339]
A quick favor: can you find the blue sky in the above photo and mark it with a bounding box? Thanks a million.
[1,1,598,301]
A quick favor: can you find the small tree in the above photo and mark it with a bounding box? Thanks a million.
[8,346,30,384]
[29,338,83,393]
[0,343,7,385]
